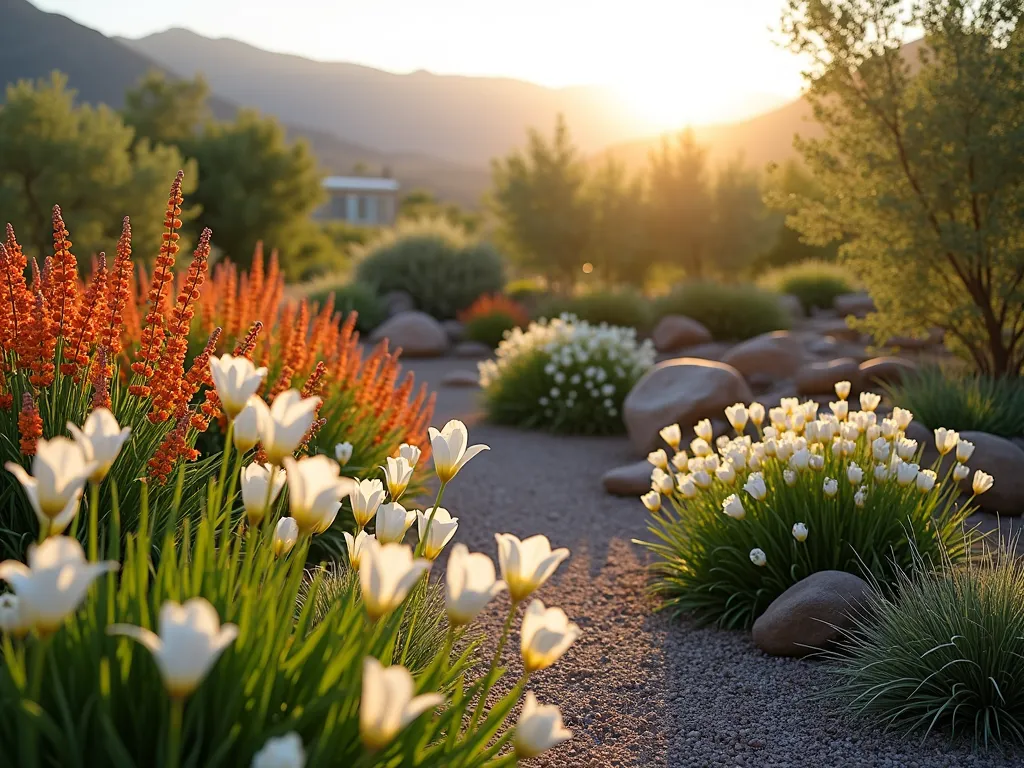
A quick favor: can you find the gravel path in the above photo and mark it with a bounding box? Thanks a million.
[406,357,1019,768]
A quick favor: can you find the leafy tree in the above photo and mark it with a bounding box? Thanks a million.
[707,156,773,276]
[583,158,654,288]
[122,70,210,148]
[490,115,592,288]
[183,110,324,268]
[782,0,1024,376]
[0,73,195,261]
[759,160,840,270]
[399,189,482,233]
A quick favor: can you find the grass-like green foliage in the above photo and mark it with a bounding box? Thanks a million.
[537,290,651,332]
[826,542,1024,750]
[641,396,975,629]
[464,312,521,349]
[652,282,790,341]
[354,218,506,319]
[758,259,859,314]
[298,279,388,333]
[480,314,654,435]
[885,366,1024,438]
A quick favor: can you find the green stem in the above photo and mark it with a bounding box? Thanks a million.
[166,696,185,768]
[216,421,235,513]
[398,572,430,666]
[413,481,447,558]
[23,634,50,768]
[87,481,100,562]
[468,600,518,732]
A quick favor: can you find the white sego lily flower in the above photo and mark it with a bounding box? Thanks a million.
[273,517,299,557]
[252,732,306,768]
[749,548,767,567]
[108,597,237,698]
[382,456,414,501]
[445,543,506,626]
[972,470,994,495]
[375,502,416,545]
[358,539,430,620]
[514,692,572,759]
[209,354,267,419]
[252,390,321,466]
[640,490,661,512]
[350,479,387,530]
[335,441,354,466]
[359,657,444,750]
[282,455,356,535]
[495,533,570,603]
[397,443,422,468]
[428,419,489,483]
[659,424,682,449]
[792,522,808,542]
[343,530,375,570]
[0,593,31,637]
[520,599,581,673]
[416,508,458,560]
[240,463,286,526]
[67,408,131,482]
[232,397,262,453]
[0,537,116,634]
[5,437,95,537]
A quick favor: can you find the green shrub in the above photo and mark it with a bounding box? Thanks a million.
[354,218,505,319]
[464,311,520,349]
[653,282,789,340]
[538,290,651,332]
[299,279,387,334]
[758,259,859,314]
[827,543,1024,750]
[885,366,1024,438]
[640,391,977,629]
[480,314,655,435]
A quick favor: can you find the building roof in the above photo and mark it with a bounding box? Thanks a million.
[323,176,400,192]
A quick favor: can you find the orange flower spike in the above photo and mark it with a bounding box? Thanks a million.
[300,361,328,400]
[0,244,15,355]
[221,265,237,340]
[2,226,31,358]
[0,369,12,411]
[148,411,191,484]
[18,392,43,456]
[62,254,108,377]
[233,321,263,359]
[50,205,81,339]
[90,346,112,411]
[27,292,57,388]
[186,329,224,432]
[100,218,133,360]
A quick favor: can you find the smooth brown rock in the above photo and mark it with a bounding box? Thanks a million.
[441,369,480,388]
[721,332,802,381]
[796,358,862,396]
[602,460,655,496]
[778,294,805,319]
[652,315,713,353]
[623,359,753,454]
[834,292,875,318]
[454,341,492,358]
[860,356,917,386]
[370,311,449,357]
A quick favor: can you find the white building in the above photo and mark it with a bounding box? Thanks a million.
[315,176,400,226]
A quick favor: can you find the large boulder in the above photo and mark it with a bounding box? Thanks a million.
[721,332,802,382]
[370,311,448,357]
[441,319,465,343]
[623,359,753,454]
[651,315,713,353]
[602,460,655,496]
[752,571,872,658]
[834,292,875,319]
[860,356,917,387]
[796,358,862,396]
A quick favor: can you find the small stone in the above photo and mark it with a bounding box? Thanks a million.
[602,460,654,496]
[651,315,713,353]
[370,311,448,357]
[796,358,862,396]
[441,319,465,343]
[454,340,492,358]
[834,292,875,318]
[441,369,480,388]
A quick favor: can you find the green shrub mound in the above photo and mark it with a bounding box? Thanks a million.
[300,279,387,333]
[758,259,859,314]
[537,290,651,332]
[827,544,1024,750]
[479,314,655,435]
[463,311,520,349]
[886,366,1024,438]
[354,218,505,319]
[653,282,789,341]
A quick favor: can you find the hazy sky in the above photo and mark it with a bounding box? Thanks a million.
[33,0,809,126]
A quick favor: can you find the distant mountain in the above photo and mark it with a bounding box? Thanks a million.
[120,28,647,166]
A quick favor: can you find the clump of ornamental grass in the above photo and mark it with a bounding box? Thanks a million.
[537,289,652,332]
[459,294,530,349]
[652,282,790,341]
[825,540,1024,751]
[479,313,654,435]
[757,259,859,314]
[0,377,578,767]
[639,383,991,629]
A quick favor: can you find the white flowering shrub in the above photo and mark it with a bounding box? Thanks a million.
[479,314,654,435]
[640,384,990,629]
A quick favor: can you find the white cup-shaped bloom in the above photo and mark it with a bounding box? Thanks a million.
[691,469,712,489]
[398,443,422,468]
[209,354,268,419]
[428,419,489,483]
[360,657,444,750]
[108,597,237,698]
[495,533,570,603]
[789,449,810,472]
[725,403,748,432]
[689,437,712,458]
[715,462,736,485]
[916,469,937,493]
[873,463,889,482]
[694,419,713,442]
[749,548,767,567]
[650,468,674,494]
[343,530,374,570]
[232,397,261,453]
[722,494,745,520]
[0,593,30,637]
[880,419,898,440]
[952,464,970,482]
[335,441,354,466]
[743,472,766,501]
[359,539,431,620]
[854,486,867,507]
[846,463,864,485]
[253,390,321,466]
[416,508,459,560]
[934,428,959,456]
[283,456,355,535]
[671,451,689,471]
[445,543,506,626]
[896,461,920,487]
[809,453,825,471]
[748,402,765,427]
[830,400,849,421]
[677,475,698,498]
[640,490,661,512]
[647,449,668,470]
[834,381,851,400]
[792,522,808,542]
[375,502,416,544]
[272,517,299,557]
[895,437,918,461]
[514,691,572,759]
[67,408,131,483]
[783,469,797,487]
[520,599,581,673]
[240,463,286,526]
[0,536,117,634]
[659,423,682,449]
[350,479,387,529]
[383,456,414,501]
[252,732,306,768]
[972,470,994,495]
[872,437,891,462]
[891,407,913,430]
[823,477,839,497]
[956,440,975,463]
[859,392,881,412]
[5,437,96,537]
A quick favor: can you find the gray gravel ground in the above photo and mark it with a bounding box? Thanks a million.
[405,357,1020,768]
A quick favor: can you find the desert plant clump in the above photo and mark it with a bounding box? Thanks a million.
[758,259,859,314]
[538,289,651,332]
[639,384,987,629]
[354,218,506,319]
[295,278,388,334]
[479,314,654,435]
[459,294,530,349]
[826,542,1024,750]
[652,282,790,341]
